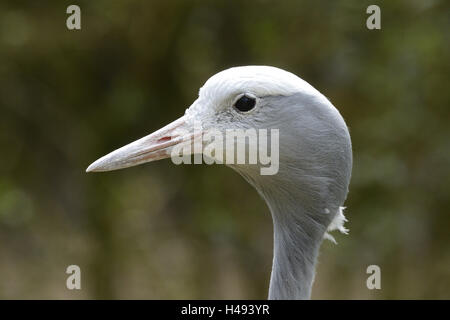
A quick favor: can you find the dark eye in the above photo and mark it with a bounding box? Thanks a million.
[234,95,256,112]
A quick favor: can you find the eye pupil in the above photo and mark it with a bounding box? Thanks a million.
[234,95,256,112]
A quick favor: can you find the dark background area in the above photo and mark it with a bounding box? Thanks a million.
[0,0,449,299]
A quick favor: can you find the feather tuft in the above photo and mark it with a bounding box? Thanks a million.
[324,206,348,244]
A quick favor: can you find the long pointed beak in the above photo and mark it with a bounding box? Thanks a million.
[86,115,198,172]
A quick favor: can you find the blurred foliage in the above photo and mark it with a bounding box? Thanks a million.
[0,0,449,299]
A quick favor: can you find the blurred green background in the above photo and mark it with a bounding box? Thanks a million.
[0,0,449,299]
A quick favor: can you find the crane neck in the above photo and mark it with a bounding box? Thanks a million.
[232,166,331,299]
[263,187,329,300]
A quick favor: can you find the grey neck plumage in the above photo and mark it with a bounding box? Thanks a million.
[267,199,326,299]
[235,167,331,300]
